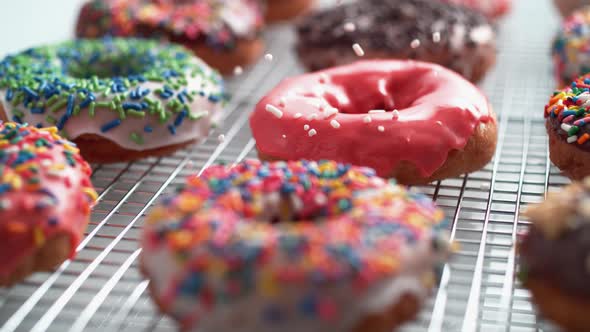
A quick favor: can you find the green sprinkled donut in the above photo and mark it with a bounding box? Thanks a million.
[0,38,225,162]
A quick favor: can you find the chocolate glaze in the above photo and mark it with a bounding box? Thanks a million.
[520,224,590,297]
[296,0,494,56]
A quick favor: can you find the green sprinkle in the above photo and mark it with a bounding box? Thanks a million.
[130,132,144,145]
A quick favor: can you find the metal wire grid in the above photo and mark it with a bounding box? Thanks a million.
[0,0,572,331]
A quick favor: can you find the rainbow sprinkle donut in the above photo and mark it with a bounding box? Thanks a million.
[552,6,590,85]
[0,38,225,163]
[141,159,451,332]
[0,122,97,286]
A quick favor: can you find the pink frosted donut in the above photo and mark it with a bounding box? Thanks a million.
[250,60,498,185]
[0,122,97,286]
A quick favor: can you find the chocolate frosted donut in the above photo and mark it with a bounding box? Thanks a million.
[520,180,590,332]
[296,0,497,82]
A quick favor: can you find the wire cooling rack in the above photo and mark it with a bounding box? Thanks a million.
[0,0,571,331]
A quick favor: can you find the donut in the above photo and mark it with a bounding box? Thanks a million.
[0,38,225,163]
[250,60,497,185]
[141,159,452,332]
[264,0,314,23]
[543,73,590,179]
[552,6,590,86]
[295,0,497,82]
[442,0,511,19]
[519,179,590,332]
[76,0,265,74]
[0,122,97,286]
[553,0,590,17]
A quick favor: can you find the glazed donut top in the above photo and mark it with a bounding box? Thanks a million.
[296,0,495,56]
[545,74,590,149]
[0,122,97,276]
[522,179,590,297]
[142,159,451,330]
[0,38,224,151]
[250,60,495,177]
[552,6,590,84]
[76,0,264,49]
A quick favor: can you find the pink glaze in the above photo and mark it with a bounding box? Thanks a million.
[0,123,97,279]
[250,60,495,178]
[443,0,511,19]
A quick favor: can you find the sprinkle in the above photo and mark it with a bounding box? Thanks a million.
[100,119,122,133]
[369,110,385,114]
[343,22,356,32]
[352,43,365,57]
[304,124,310,131]
[294,113,302,119]
[308,129,317,137]
[265,104,283,118]
[377,126,385,132]
[363,115,372,123]
[281,134,286,139]
[433,32,441,43]
[330,120,341,128]
[218,134,225,142]
[578,133,590,144]
[265,53,274,62]
[392,110,400,119]
[233,66,243,76]
[410,39,421,48]
[568,135,579,143]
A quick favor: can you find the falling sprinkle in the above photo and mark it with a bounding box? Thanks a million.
[330,120,341,128]
[433,32,441,43]
[218,134,225,142]
[282,134,286,139]
[410,39,421,48]
[352,43,365,57]
[308,129,317,137]
[265,104,283,118]
[343,22,356,32]
[233,66,243,76]
[377,126,385,132]
[265,53,273,62]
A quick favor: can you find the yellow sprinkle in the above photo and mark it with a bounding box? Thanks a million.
[83,187,98,202]
[33,227,45,247]
[40,126,58,134]
[259,270,278,298]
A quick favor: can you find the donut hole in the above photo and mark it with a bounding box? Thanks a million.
[323,69,433,114]
[64,54,149,79]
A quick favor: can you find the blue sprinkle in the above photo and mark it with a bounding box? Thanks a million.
[31,107,45,114]
[299,295,317,316]
[208,95,220,103]
[6,88,13,101]
[122,102,142,110]
[0,183,11,194]
[174,109,187,127]
[36,123,44,128]
[144,125,153,133]
[57,114,69,130]
[177,93,186,104]
[101,119,122,132]
[23,86,39,99]
[168,125,177,135]
[66,94,75,117]
[12,115,22,123]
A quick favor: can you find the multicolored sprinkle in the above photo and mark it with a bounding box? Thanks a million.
[0,122,97,279]
[545,73,590,147]
[0,38,225,148]
[76,0,264,50]
[552,6,590,84]
[142,159,450,330]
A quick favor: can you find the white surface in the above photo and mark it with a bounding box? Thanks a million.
[0,0,85,56]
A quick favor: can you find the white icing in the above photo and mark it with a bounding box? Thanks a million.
[0,57,223,151]
[220,0,260,37]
